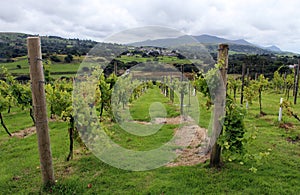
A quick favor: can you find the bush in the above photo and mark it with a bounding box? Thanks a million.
[64,54,73,63]
[50,55,61,62]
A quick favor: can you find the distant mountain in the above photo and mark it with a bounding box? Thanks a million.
[192,34,253,45]
[264,45,282,52]
[129,34,286,55]
[192,34,229,44]
[129,35,196,47]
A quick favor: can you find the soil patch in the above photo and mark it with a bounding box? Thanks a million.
[133,116,210,166]
[12,127,36,138]
[287,135,300,143]
[154,116,193,125]
[165,117,210,167]
[279,122,294,130]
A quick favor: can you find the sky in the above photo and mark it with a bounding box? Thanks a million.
[1,0,300,53]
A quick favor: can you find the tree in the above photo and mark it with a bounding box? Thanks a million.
[64,54,73,63]
[0,79,12,136]
[50,55,61,62]
[218,95,247,161]
[45,79,74,160]
[244,84,256,108]
[227,76,242,101]
[251,74,269,115]
[272,71,284,92]
[11,82,35,124]
[285,73,294,100]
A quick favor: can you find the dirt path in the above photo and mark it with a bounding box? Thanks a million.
[12,127,36,138]
[166,123,210,167]
[142,115,210,167]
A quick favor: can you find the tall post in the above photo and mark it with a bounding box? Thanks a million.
[284,72,287,94]
[114,61,117,75]
[240,63,246,105]
[278,98,283,121]
[246,68,250,84]
[293,65,297,97]
[294,60,300,104]
[210,44,229,168]
[27,37,55,187]
[180,64,184,116]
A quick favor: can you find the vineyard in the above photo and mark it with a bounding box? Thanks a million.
[0,38,300,194]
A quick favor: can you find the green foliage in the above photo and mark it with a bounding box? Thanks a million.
[0,66,34,127]
[252,74,269,92]
[98,73,112,119]
[285,72,294,99]
[0,80,11,113]
[194,66,262,166]
[45,79,73,119]
[272,71,284,92]
[218,96,248,160]
[244,84,256,105]
[64,54,73,63]
[227,76,242,100]
[281,100,300,122]
[252,74,269,114]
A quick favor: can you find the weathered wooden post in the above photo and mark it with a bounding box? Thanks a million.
[293,64,297,97]
[240,63,246,105]
[114,61,117,75]
[210,44,228,168]
[180,64,184,116]
[294,60,300,104]
[27,37,55,187]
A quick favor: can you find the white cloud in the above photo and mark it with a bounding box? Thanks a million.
[0,0,300,53]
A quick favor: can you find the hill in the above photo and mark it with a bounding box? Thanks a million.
[0,32,98,61]
[129,34,286,55]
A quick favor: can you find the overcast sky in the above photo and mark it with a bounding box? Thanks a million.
[1,0,300,53]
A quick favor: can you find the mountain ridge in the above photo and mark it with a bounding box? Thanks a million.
[129,34,284,54]
[0,32,294,60]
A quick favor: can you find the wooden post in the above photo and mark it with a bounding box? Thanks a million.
[210,44,229,168]
[27,37,55,187]
[246,68,250,84]
[284,72,287,94]
[293,65,297,97]
[114,61,117,75]
[294,61,300,104]
[180,64,184,116]
[240,63,246,105]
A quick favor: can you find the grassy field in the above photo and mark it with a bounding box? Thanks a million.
[0,54,195,80]
[116,55,192,65]
[1,85,300,194]
[0,56,81,79]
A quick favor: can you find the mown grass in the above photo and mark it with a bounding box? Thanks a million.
[129,87,180,121]
[0,86,300,194]
[117,55,191,65]
[0,57,81,78]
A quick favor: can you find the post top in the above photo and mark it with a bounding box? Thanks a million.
[219,43,229,48]
[27,36,40,40]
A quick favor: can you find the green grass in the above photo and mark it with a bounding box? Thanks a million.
[108,123,177,151]
[0,57,81,78]
[129,87,180,121]
[1,87,300,194]
[117,55,191,65]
